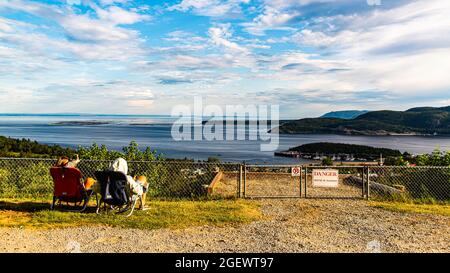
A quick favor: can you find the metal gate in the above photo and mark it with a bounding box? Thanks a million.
[242,164,303,198]
[303,166,367,199]
[242,164,368,199]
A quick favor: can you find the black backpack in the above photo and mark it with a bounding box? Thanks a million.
[95,171,130,206]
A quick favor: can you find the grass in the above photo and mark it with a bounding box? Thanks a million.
[370,201,450,217]
[0,198,262,230]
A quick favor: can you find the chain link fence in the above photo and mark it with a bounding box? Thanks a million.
[303,166,366,199]
[0,158,448,203]
[243,165,302,198]
[0,158,240,199]
[368,166,450,203]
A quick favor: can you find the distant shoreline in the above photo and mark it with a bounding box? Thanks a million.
[49,121,111,126]
[276,132,443,137]
[45,119,450,137]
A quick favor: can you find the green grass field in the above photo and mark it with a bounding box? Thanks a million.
[0,198,262,230]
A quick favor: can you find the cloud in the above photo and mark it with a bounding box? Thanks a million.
[1,0,450,116]
[99,0,130,6]
[152,69,241,86]
[164,30,206,43]
[168,0,250,17]
[0,0,149,42]
[241,6,297,36]
[158,77,193,85]
[59,14,139,43]
[92,4,151,25]
[208,23,248,52]
[0,0,148,60]
[16,80,157,113]
[263,0,354,10]
[0,0,156,114]
[283,0,450,95]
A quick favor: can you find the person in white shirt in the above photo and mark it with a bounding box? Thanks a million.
[109,157,144,196]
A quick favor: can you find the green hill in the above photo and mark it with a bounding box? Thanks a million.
[278,106,450,135]
[288,142,402,158]
[0,136,75,158]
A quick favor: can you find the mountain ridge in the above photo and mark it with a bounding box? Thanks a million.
[277,106,450,135]
[321,110,369,119]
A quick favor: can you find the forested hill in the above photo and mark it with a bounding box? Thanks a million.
[277,106,450,135]
[0,136,75,158]
[288,142,402,158]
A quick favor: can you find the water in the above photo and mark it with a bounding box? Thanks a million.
[0,114,449,164]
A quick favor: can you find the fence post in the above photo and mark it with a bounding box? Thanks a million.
[367,166,370,200]
[299,166,302,198]
[238,163,242,198]
[243,162,247,198]
[362,167,366,198]
[304,166,308,198]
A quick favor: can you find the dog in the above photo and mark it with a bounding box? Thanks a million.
[56,154,80,168]
[134,175,149,210]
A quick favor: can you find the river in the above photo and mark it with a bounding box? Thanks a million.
[0,114,449,164]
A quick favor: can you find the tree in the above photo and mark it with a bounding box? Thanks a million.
[322,157,333,166]
[207,156,221,163]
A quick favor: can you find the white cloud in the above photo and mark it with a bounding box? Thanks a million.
[99,0,130,6]
[93,4,151,25]
[1,0,450,115]
[0,0,149,43]
[4,79,158,113]
[59,14,138,42]
[242,7,297,35]
[208,24,247,52]
[262,0,450,102]
[264,0,348,9]
[168,0,250,17]
[0,0,148,60]
[291,29,340,47]
[0,17,15,32]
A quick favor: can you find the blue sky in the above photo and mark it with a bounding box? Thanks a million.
[0,0,449,118]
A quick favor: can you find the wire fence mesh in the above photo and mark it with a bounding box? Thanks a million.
[0,158,448,203]
[304,166,365,199]
[368,166,450,203]
[0,158,240,199]
[244,165,302,198]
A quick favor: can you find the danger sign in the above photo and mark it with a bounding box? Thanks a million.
[312,169,339,187]
[291,166,301,176]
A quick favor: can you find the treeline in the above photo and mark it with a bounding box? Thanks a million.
[77,141,163,161]
[0,136,75,158]
[0,136,164,161]
[386,149,450,166]
[0,136,226,164]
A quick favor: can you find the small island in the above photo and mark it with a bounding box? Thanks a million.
[275,142,402,162]
[50,121,111,126]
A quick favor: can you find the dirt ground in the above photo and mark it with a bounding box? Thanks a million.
[0,198,449,253]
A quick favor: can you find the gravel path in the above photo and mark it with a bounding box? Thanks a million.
[1,199,449,253]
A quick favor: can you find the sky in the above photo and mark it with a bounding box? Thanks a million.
[0,0,449,118]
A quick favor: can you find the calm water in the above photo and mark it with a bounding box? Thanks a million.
[0,114,449,164]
